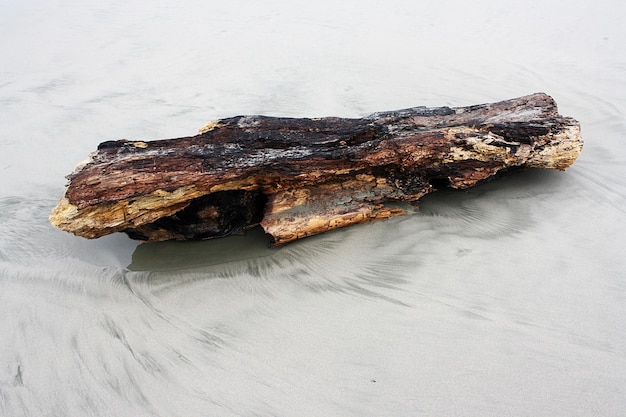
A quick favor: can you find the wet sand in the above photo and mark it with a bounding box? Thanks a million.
[1,0,625,415]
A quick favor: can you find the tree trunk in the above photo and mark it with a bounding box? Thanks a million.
[49,92,583,246]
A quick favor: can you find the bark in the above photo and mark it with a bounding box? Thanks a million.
[49,92,583,246]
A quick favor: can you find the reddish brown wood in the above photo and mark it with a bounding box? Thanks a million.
[50,93,583,245]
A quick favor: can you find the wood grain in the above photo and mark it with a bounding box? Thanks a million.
[50,93,583,245]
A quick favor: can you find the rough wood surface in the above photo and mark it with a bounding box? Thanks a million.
[49,93,583,245]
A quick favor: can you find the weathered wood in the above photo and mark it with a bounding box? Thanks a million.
[49,93,583,246]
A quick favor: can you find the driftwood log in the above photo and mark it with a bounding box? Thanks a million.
[50,93,582,246]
